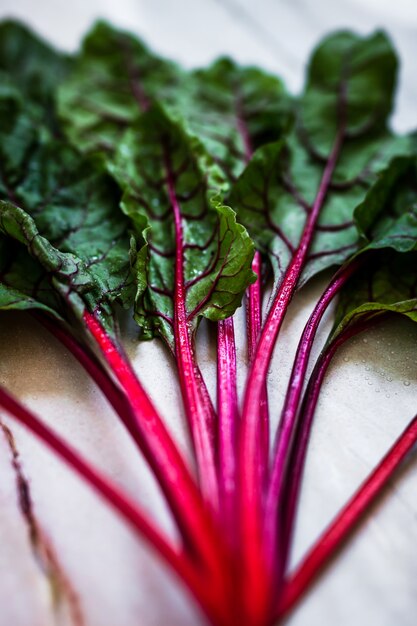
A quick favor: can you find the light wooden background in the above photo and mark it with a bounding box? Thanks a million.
[0,1,416,625]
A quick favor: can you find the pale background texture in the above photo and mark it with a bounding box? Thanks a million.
[0,1,416,625]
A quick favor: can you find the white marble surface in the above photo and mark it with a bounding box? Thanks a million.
[0,1,416,625]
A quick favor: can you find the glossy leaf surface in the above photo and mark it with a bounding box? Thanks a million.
[58,21,181,154]
[0,19,72,131]
[229,31,410,291]
[111,106,255,348]
[0,93,135,334]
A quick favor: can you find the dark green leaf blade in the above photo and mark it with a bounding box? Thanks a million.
[0,199,102,319]
[58,21,292,185]
[58,20,182,154]
[0,282,58,315]
[354,155,417,253]
[0,19,72,131]
[229,30,411,292]
[0,237,63,318]
[301,30,397,158]
[168,57,292,182]
[0,95,136,333]
[331,252,417,342]
[111,106,255,348]
[320,155,417,357]
[0,87,38,192]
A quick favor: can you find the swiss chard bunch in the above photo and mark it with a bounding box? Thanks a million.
[0,19,416,626]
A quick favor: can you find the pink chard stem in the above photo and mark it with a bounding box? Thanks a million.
[226,90,272,518]
[164,152,219,514]
[0,385,235,626]
[246,250,270,484]
[280,317,373,580]
[0,387,185,584]
[272,315,383,619]
[36,313,215,557]
[265,259,362,580]
[34,314,138,437]
[233,93,271,490]
[217,316,239,546]
[216,315,243,622]
[278,407,417,621]
[237,99,270,485]
[239,128,345,624]
[83,311,228,597]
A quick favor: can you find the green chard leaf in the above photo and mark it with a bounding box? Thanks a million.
[166,57,292,183]
[354,155,417,253]
[0,237,63,317]
[0,94,136,335]
[110,105,255,349]
[58,21,292,185]
[0,87,37,189]
[0,19,72,132]
[330,251,417,341]
[58,21,182,154]
[329,156,417,342]
[229,30,412,292]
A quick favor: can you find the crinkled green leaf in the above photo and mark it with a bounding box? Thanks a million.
[0,282,58,315]
[0,88,38,192]
[111,106,255,348]
[0,236,63,318]
[354,155,417,253]
[58,21,292,185]
[0,19,72,131]
[302,31,397,157]
[0,96,136,334]
[229,30,411,292]
[58,20,182,154]
[329,156,417,339]
[0,201,95,316]
[167,57,292,183]
[330,252,417,342]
